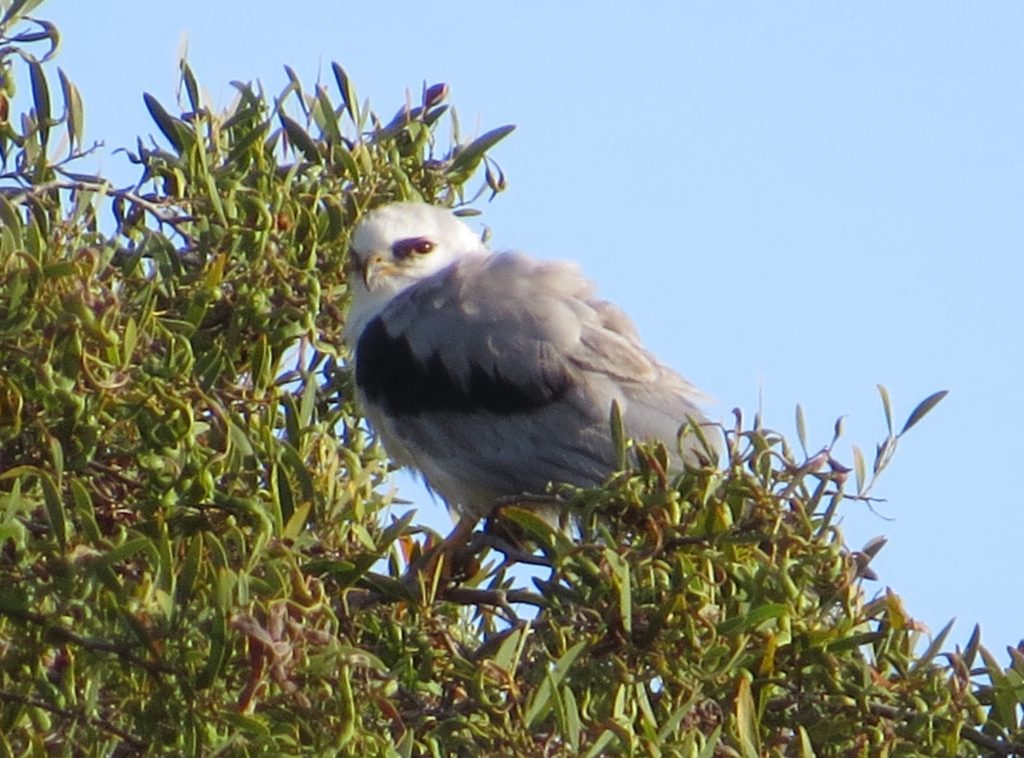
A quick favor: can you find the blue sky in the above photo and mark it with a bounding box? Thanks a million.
[46,2,1023,653]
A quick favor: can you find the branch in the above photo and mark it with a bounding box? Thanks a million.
[0,689,147,753]
[958,724,1024,757]
[0,607,175,677]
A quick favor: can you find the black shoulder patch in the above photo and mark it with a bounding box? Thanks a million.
[355,316,570,416]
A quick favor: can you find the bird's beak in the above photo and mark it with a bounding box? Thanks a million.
[358,253,392,291]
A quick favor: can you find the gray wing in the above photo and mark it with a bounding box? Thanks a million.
[354,251,709,517]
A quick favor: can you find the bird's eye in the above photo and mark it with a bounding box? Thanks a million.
[393,237,435,258]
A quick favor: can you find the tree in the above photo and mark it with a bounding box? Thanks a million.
[0,4,1021,755]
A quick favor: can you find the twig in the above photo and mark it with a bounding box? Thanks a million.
[0,178,195,236]
[0,607,175,676]
[867,701,1022,755]
[958,724,1024,756]
[439,586,546,610]
[0,689,147,752]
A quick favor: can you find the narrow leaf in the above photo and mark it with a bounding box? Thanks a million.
[900,389,948,435]
[610,400,627,472]
[28,56,50,146]
[604,549,632,635]
[735,676,760,758]
[795,403,807,455]
[851,444,866,494]
[583,730,617,758]
[877,383,894,435]
[196,610,228,689]
[280,114,321,163]
[963,623,981,669]
[180,61,201,112]
[331,61,358,122]
[38,470,66,551]
[314,84,343,144]
[143,92,186,152]
[911,617,955,672]
[717,603,788,635]
[58,68,84,149]
[69,478,101,544]
[176,534,203,607]
[449,124,516,176]
[830,414,846,446]
[525,641,587,728]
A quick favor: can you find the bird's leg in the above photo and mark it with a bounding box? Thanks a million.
[403,515,481,599]
[476,494,564,569]
[401,494,563,599]
[472,528,553,568]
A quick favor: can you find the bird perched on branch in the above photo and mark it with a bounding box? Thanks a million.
[343,202,714,531]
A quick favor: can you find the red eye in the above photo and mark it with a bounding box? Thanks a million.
[393,237,435,258]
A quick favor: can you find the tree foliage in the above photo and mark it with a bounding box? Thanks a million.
[0,4,1021,756]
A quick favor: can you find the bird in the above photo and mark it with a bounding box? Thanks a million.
[343,201,714,530]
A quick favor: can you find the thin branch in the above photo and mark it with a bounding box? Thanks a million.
[958,724,1024,756]
[439,585,546,610]
[0,178,196,236]
[0,689,147,752]
[0,607,175,677]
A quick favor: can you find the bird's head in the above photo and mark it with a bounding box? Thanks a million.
[343,202,488,344]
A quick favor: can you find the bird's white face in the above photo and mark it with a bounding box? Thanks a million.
[343,202,488,345]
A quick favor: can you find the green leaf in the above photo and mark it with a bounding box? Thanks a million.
[963,623,981,669]
[830,414,846,446]
[195,609,228,690]
[657,691,703,743]
[282,65,306,113]
[28,55,50,147]
[717,603,788,635]
[68,478,101,544]
[1,0,46,25]
[448,124,516,178]
[583,729,617,758]
[734,676,760,758]
[280,113,321,163]
[525,640,587,728]
[336,665,357,748]
[604,548,632,635]
[58,68,84,151]
[143,92,189,153]
[180,60,201,113]
[38,469,66,551]
[851,444,866,494]
[331,61,358,122]
[561,685,581,750]
[493,625,528,673]
[176,533,203,608]
[104,536,157,566]
[877,383,894,435]
[910,617,955,672]
[220,712,270,736]
[795,403,808,455]
[797,725,816,757]
[314,84,343,145]
[225,115,271,166]
[900,389,948,435]
[610,399,627,472]
[696,725,724,758]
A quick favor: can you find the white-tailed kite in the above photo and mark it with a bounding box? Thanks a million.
[343,202,713,526]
